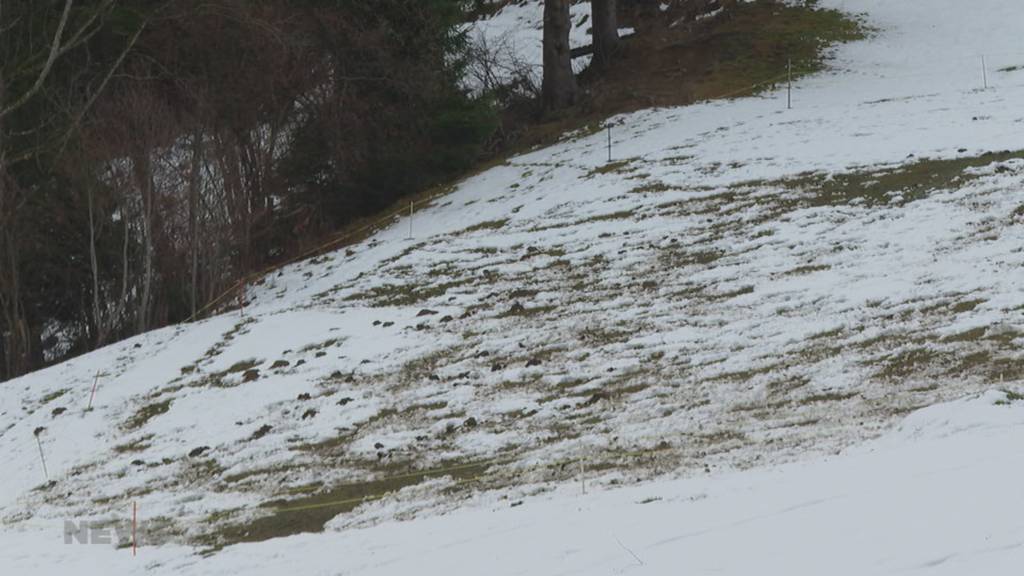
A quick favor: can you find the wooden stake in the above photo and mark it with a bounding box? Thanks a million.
[408,202,414,240]
[982,55,989,89]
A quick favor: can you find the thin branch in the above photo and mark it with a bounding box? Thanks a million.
[0,0,74,120]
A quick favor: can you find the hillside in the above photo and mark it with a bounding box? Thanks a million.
[4,0,1024,573]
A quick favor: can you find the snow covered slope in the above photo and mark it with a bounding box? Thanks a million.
[9,391,1024,575]
[4,0,1024,573]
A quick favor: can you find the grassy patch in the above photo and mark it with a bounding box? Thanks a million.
[577,210,636,225]
[40,388,70,404]
[460,219,509,234]
[124,399,173,431]
[112,434,155,454]
[874,346,947,380]
[738,151,1024,208]
[585,158,641,178]
[344,280,468,308]
[798,391,858,405]
[225,359,261,374]
[201,459,493,549]
[630,181,678,194]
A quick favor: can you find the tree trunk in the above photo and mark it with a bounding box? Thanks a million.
[542,0,577,112]
[188,129,203,318]
[132,151,155,334]
[591,0,619,70]
[87,188,107,346]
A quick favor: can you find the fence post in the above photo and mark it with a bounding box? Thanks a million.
[982,55,989,89]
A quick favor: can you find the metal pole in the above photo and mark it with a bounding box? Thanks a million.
[607,125,612,163]
[132,501,138,557]
[580,458,586,495]
[982,55,989,89]
[787,58,792,109]
[87,371,107,411]
[34,431,49,481]
[408,202,413,240]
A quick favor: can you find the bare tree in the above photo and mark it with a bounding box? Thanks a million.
[542,0,577,111]
[0,0,126,378]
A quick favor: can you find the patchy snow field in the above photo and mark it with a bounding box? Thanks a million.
[3,0,1024,573]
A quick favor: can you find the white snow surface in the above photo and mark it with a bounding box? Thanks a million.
[5,0,1024,573]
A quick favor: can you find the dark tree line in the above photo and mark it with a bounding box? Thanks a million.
[0,0,497,381]
[1,0,681,382]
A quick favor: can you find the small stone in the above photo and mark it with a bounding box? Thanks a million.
[297,393,312,401]
[417,309,438,317]
[271,360,290,369]
[508,302,525,315]
[188,446,210,458]
[131,459,145,466]
[33,426,45,437]
[316,351,327,358]
[526,357,542,368]
[374,442,384,449]
[491,362,504,372]
[242,369,260,382]
[51,407,67,418]
[463,417,478,428]
[440,315,454,323]
[301,408,318,420]
[373,320,382,326]
[337,397,354,406]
